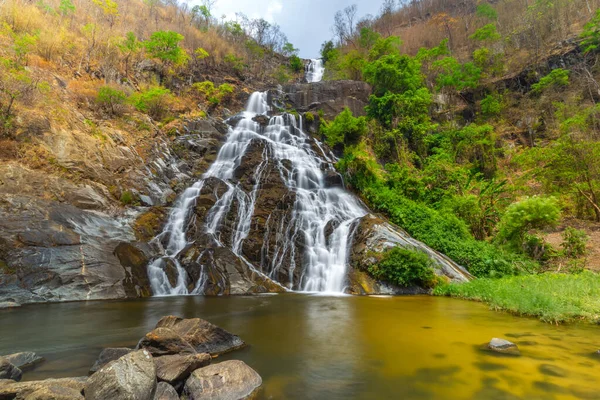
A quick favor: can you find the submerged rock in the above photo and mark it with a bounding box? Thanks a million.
[89,348,133,374]
[137,327,197,356]
[2,352,45,371]
[154,382,179,400]
[155,353,211,386]
[485,338,521,356]
[85,350,156,400]
[0,357,22,381]
[155,316,246,356]
[183,360,262,400]
[539,364,568,377]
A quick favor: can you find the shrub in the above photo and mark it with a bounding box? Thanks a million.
[129,86,172,120]
[96,86,126,115]
[289,55,303,73]
[304,112,315,123]
[368,247,436,288]
[562,227,589,258]
[480,94,502,117]
[144,31,188,66]
[531,69,570,93]
[321,107,367,148]
[120,190,134,205]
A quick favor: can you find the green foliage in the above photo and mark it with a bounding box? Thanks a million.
[120,190,134,205]
[339,50,366,80]
[496,196,561,249]
[12,32,38,68]
[129,86,172,119]
[416,39,450,62]
[192,81,234,106]
[144,31,188,66]
[289,55,303,73]
[562,227,589,258]
[480,94,503,117]
[531,68,570,93]
[476,3,498,21]
[321,107,367,148]
[282,42,299,56]
[368,247,436,288]
[434,271,600,324]
[224,53,246,74]
[195,48,209,61]
[469,24,501,42]
[581,9,600,53]
[320,40,336,64]
[96,86,126,115]
[58,0,75,16]
[364,54,423,96]
[304,112,315,123]
[433,57,481,91]
[273,65,291,84]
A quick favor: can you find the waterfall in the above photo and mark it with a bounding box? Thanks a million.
[305,59,325,83]
[147,92,367,295]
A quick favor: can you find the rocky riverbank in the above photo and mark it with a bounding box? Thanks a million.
[0,316,262,399]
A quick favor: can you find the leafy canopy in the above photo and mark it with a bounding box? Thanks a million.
[144,31,188,66]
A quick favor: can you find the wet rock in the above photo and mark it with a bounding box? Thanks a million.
[139,195,154,207]
[24,385,84,400]
[485,338,521,356]
[0,357,22,381]
[85,349,156,400]
[154,382,179,400]
[0,301,20,309]
[114,243,152,298]
[155,316,245,356]
[137,327,197,356]
[539,364,568,377]
[252,115,270,126]
[3,352,45,371]
[0,377,86,399]
[225,114,245,128]
[155,353,211,385]
[89,348,133,374]
[183,360,262,400]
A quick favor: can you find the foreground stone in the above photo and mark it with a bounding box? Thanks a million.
[155,316,245,356]
[25,385,84,400]
[89,348,133,374]
[155,353,211,385]
[0,357,22,381]
[3,352,45,371]
[154,382,179,400]
[85,350,156,400]
[137,327,197,356]
[485,338,521,356]
[184,360,262,400]
[0,377,86,399]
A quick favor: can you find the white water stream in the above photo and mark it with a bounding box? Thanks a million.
[306,59,325,83]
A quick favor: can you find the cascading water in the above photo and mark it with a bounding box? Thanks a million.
[147,91,367,295]
[305,59,325,83]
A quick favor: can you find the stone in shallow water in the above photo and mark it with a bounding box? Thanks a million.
[184,360,262,400]
[154,382,179,400]
[85,350,156,400]
[3,352,45,371]
[0,302,21,309]
[0,377,87,399]
[155,316,245,356]
[155,353,211,385]
[0,357,22,381]
[539,364,568,377]
[485,338,521,356]
[137,327,197,356]
[89,347,132,374]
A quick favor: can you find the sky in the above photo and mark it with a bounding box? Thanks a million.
[206,0,384,58]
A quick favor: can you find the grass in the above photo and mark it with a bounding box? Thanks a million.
[433,271,600,324]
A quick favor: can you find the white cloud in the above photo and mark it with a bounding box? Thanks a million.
[264,0,283,23]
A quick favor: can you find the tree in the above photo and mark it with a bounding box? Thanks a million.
[144,31,189,82]
[531,68,570,93]
[469,24,501,42]
[581,9,600,53]
[320,41,336,64]
[476,3,498,21]
[282,42,298,57]
[92,0,119,27]
[321,107,367,148]
[433,57,481,92]
[58,0,75,16]
[117,32,140,78]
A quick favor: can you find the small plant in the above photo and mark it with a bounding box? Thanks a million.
[129,86,172,120]
[120,190,134,205]
[531,69,570,93]
[480,94,502,117]
[289,55,303,73]
[96,86,127,115]
[192,81,235,107]
[321,107,367,148]
[562,227,589,258]
[304,112,315,123]
[368,247,436,288]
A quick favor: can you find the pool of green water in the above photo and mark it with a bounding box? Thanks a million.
[0,294,598,399]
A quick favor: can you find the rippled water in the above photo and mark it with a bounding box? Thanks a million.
[0,295,598,399]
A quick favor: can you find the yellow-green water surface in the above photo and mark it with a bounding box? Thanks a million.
[0,294,598,399]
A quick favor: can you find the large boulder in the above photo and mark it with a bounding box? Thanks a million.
[155,316,245,356]
[0,377,87,399]
[23,385,84,400]
[155,353,211,386]
[153,382,179,400]
[2,352,44,371]
[137,327,197,356]
[89,348,133,374]
[183,360,262,400]
[0,357,22,381]
[84,350,157,400]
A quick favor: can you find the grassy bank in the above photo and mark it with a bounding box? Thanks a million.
[433,271,600,324]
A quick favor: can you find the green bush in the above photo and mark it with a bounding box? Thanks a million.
[129,87,172,120]
[144,30,188,66]
[304,112,315,123]
[368,247,436,288]
[289,55,303,73]
[562,227,589,258]
[531,68,570,93]
[321,107,367,148]
[120,190,134,205]
[480,94,502,117]
[96,86,127,115]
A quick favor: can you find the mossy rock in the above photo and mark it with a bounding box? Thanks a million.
[133,208,168,242]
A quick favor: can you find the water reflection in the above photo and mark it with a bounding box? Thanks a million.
[0,295,598,399]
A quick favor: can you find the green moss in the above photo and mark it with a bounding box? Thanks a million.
[120,190,135,205]
[304,112,315,123]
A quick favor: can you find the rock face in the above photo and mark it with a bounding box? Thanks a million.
[0,357,22,381]
[485,338,521,356]
[274,80,372,119]
[347,214,473,294]
[183,360,262,400]
[89,348,133,374]
[85,350,157,400]
[2,352,44,371]
[154,316,245,356]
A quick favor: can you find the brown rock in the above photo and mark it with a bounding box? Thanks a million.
[183,360,262,400]
[24,385,84,400]
[0,377,86,399]
[89,348,133,375]
[2,352,45,371]
[153,382,179,400]
[0,357,22,382]
[155,353,211,385]
[137,327,196,356]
